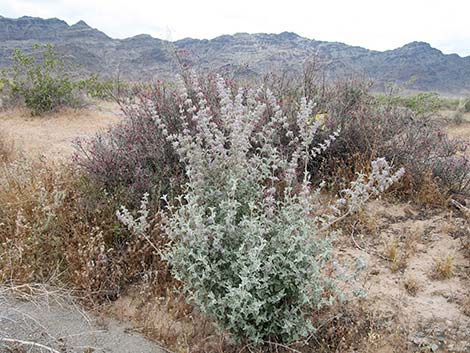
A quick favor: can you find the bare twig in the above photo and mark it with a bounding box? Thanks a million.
[350,222,390,261]
[263,341,302,353]
[451,199,469,218]
[0,338,61,353]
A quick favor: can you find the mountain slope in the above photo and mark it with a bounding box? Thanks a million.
[1,15,469,94]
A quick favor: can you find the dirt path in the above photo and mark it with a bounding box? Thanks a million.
[0,102,122,160]
[0,286,168,353]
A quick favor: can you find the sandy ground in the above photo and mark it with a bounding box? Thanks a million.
[337,200,470,352]
[0,287,167,353]
[0,102,123,160]
[447,121,470,141]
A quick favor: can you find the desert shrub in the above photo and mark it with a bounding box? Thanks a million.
[374,91,461,116]
[451,97,470,124]
[265,71,470,197]
[74,74,223,209]
[0,44,84,115]
[79,74,129,101]
[328,104,468,193]
[74,84,181,208]
[119,76,404,344]
[433,154,470,195]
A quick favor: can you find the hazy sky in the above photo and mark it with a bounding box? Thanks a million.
[2,0,470,56]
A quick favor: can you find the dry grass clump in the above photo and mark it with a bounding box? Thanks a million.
[0,132,15,163]
[404,277,420,296]
[413,171,449,207]
[0,157,172,301]
[0,158,70,282]
[383,230,419,273]
[385,239,408,273]
[432,254,455,279]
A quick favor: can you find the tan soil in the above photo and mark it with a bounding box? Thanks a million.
[447,120,470,140]
[0,102,122,160]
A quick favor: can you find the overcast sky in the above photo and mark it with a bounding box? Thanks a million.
[2,0,469,56]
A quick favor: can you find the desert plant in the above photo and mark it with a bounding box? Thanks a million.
[432,154,470,195]
[451,97,470,124]
[266,70,470,197]
[74,79,189,209]
[119,76,404,344]
[78,74,129,101]
[404,277,420,296]
[0,44,83,115]
[433,255,454,279]
[0,158,69,282]
[375,92,445,117]
[74,73,231,209]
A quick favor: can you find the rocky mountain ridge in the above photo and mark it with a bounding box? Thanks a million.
[1,15,469,94]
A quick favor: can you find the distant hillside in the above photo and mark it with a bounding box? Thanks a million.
[1,15,470,94]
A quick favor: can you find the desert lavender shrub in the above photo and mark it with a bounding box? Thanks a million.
[118,76,404,344]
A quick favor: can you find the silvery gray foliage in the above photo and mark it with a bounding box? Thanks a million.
[118,75,404,344]
[116,192,150,235]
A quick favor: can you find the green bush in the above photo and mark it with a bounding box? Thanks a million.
[374,91,457,116]
[79,74,128,100]
[1,44,84,115]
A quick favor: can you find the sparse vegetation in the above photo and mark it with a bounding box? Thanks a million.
[0,44,124,115]
[79,73,128,101]
[1,67,469,351]
[376,91,450,117]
